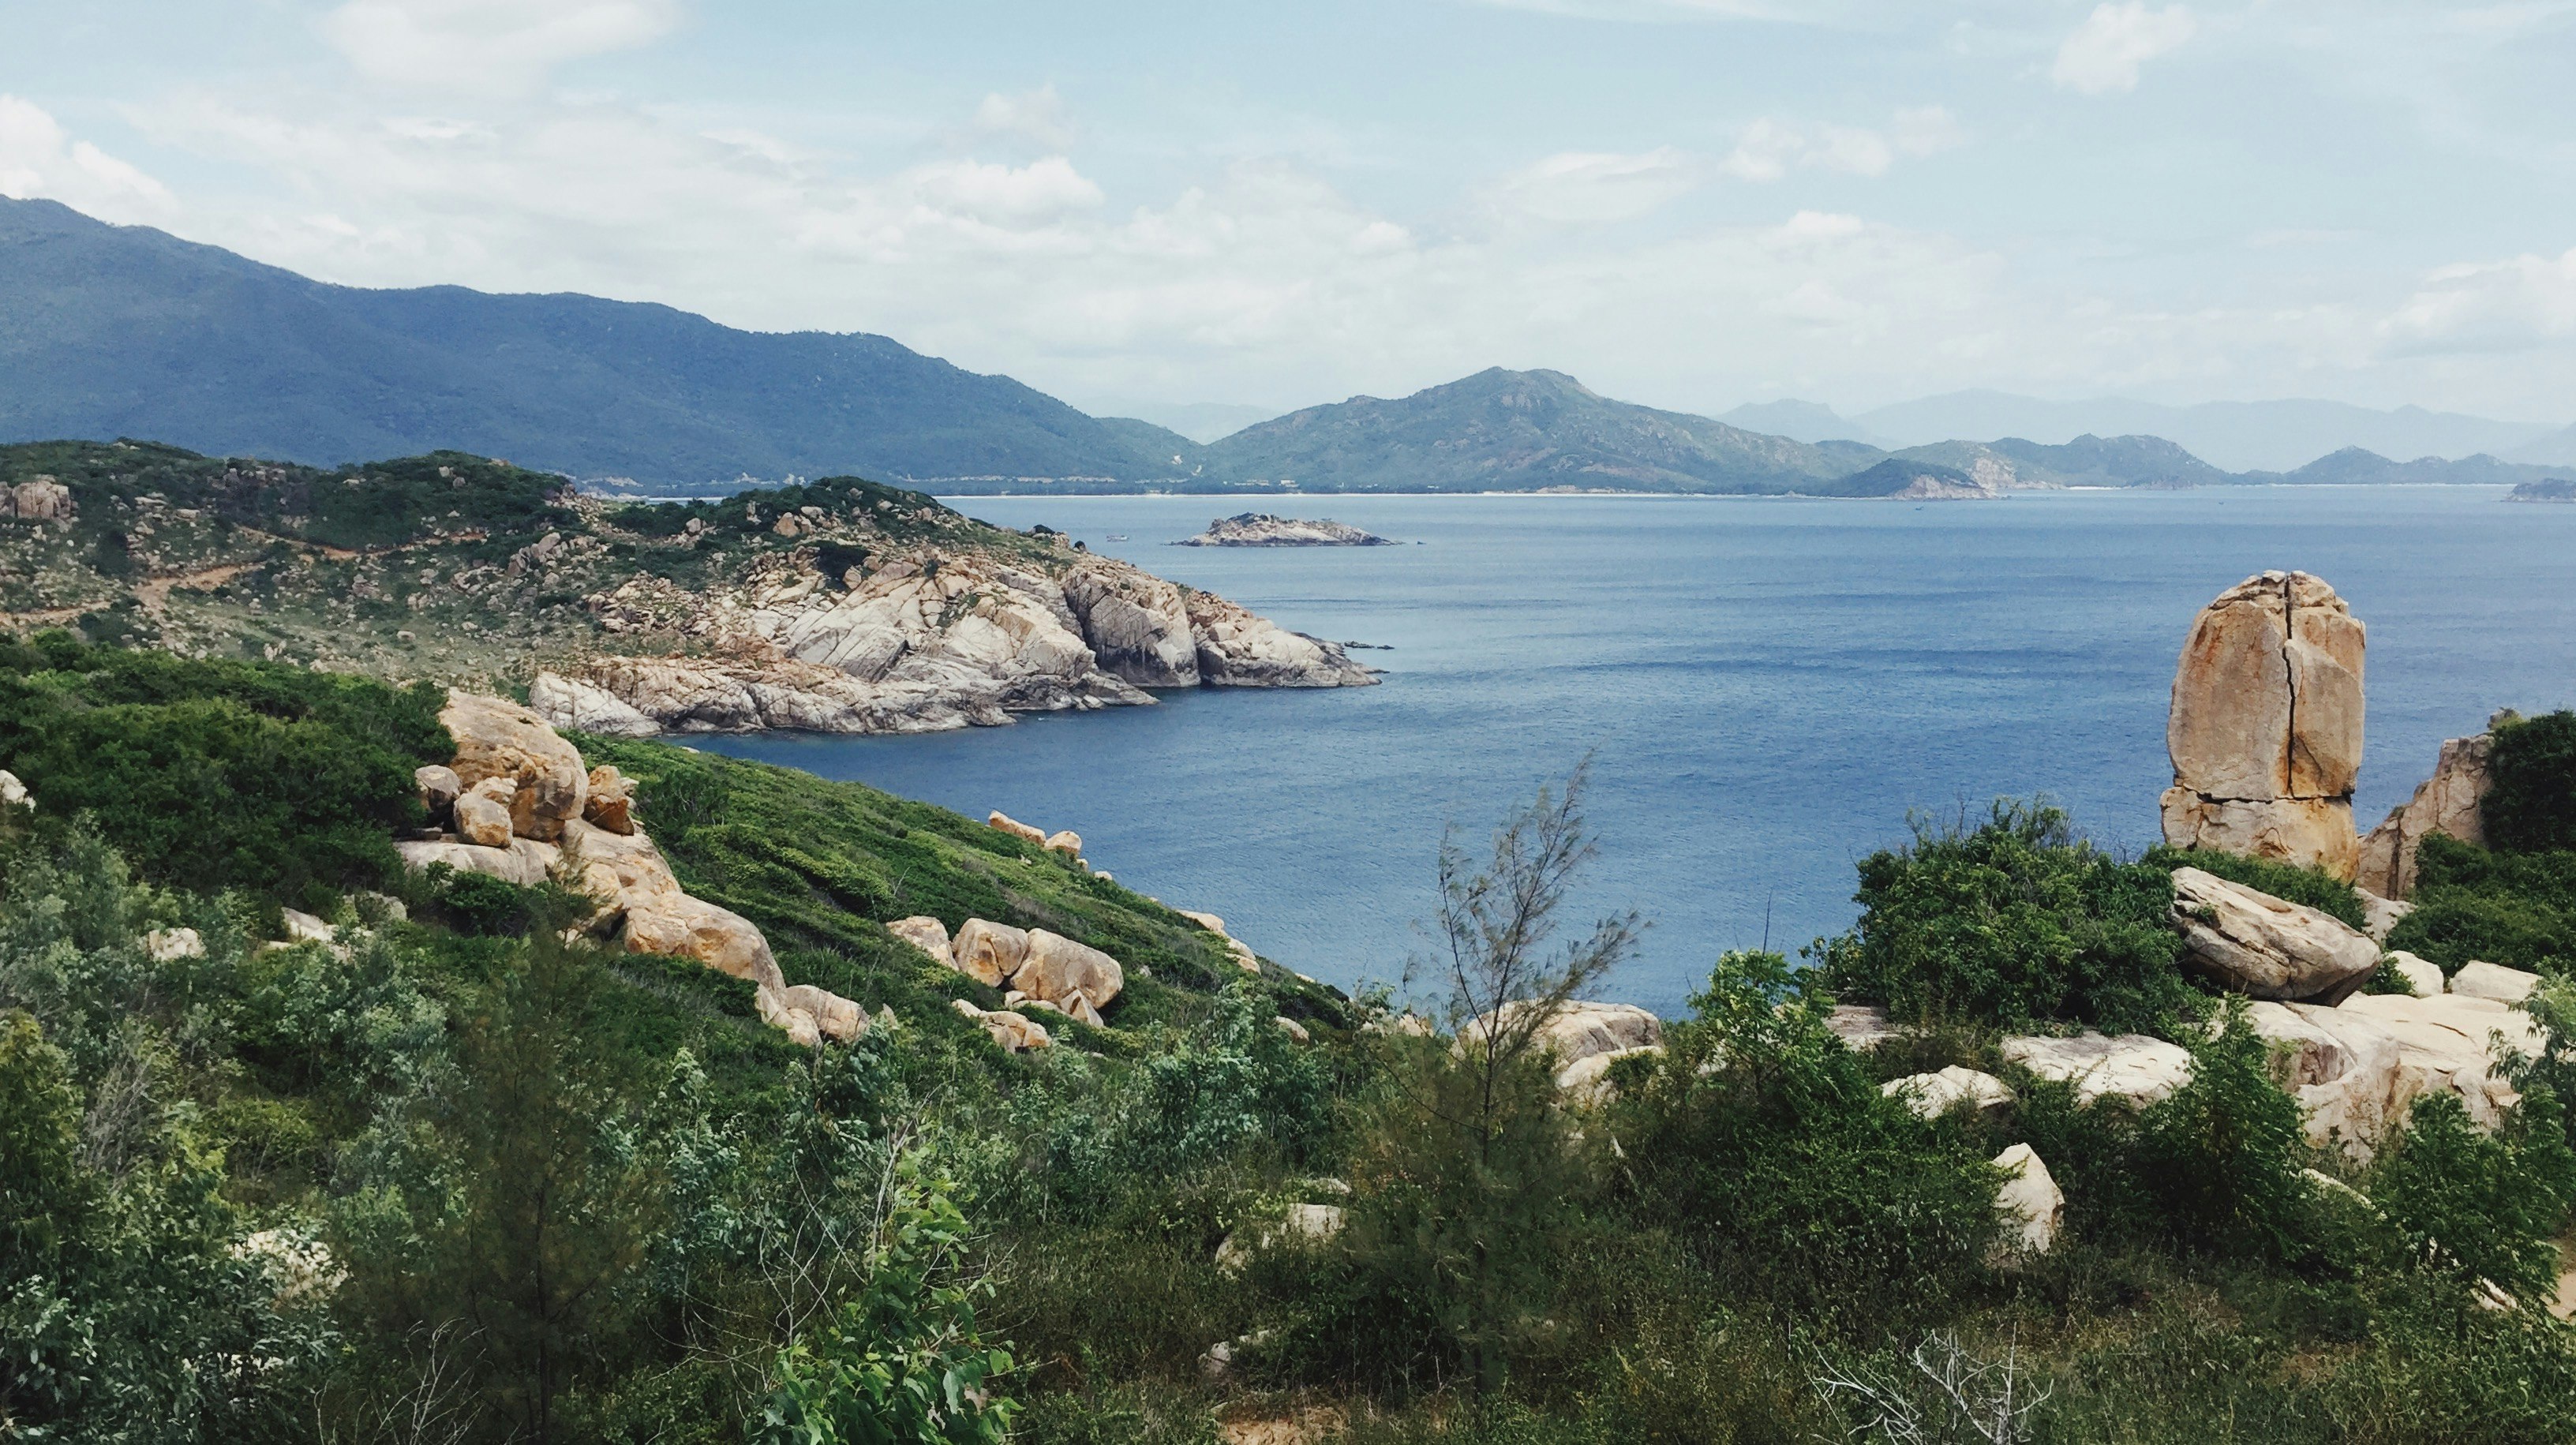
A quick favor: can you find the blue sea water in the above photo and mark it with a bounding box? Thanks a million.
[695,487,2576,1017]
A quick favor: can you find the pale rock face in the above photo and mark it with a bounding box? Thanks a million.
[1825,1004,1904,1052]
[582,766,636,835]
[2450,960,2540,1004]
[1884,1066,2016,1120]
[557,817,681,912]
[2158,792,2361,882]
[2357,890,2416,942]
[2257,994,2540,1150]
[145,927,205,961]
[1043,829,1082,856]
[2383,951,2445,998]
[783,983,867,1042]
[1061,563,1200,686]
[2162,572,2364,878]
[1992,1144,2065,1256]
[2000,1032,2196,1107]
[1273,1014,1312,1045]
[886,916,957,970]
[1017,929,1125,1011]
[987,812,1047,846]
[1468,1000,1664,1068]
[0,770,28,810]
[7,477,75,521]
[414,765,463,818]
[395,837,559,888]
[454,777,518,848]
[756,985,822,1048]
[950,919,1029,987]
[952,998,1051,1051]
[1557,1043,1659,1103]
[442,691,589,842]
[623,894,785,994]
[2357,732,2493,899]
[281,909,336,945]
[2168,867,2381,1003]
[529,671,661,738]
[1182,590,1377,688]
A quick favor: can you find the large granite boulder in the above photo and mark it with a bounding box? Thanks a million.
[442,691,589,842]
[395,837,559,887]
[952,998,1051,1052]
[2160,572,2363,879]
[2450,960,2540,1004]
[455,777,517,848]
[623,894,784,994]
[2357,728,2494,900]
[886,916,957,970]
[2000,1031,2195,1106]
[582,766,637,835]
[1016,929,1125,1011]
[1467,1000,1664,1067]
[414,765,463,818]
[2248,994,2540,1154]
[950,919,1029,987]
[2168,867,2380,1003]
[6,477,74,521]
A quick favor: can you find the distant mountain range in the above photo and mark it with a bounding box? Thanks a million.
[1730,391,2563,474]
[0,196,1195,486]
[5,196,2572,499]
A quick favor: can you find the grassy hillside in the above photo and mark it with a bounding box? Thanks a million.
[0,197,1195,486]
[2,638,2572,1444]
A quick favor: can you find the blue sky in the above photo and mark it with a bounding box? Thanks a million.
[6,2,2576,421]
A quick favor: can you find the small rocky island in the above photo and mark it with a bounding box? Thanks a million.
[1174,512,1396,546]
[2507,477,2574,502]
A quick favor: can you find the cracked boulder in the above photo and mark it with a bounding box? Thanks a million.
[2170,867,2380,1003]
[2159,571,2364,879]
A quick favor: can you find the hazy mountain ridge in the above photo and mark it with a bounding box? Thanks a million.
[0,196,1196,487]
[1848,390,2560,474]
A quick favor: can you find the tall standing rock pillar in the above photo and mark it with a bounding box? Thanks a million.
[2159,571,2364,880]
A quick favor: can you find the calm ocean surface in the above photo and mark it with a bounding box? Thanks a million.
[695,487,2576,1016]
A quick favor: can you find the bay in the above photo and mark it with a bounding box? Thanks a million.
[694,487,2576,1016]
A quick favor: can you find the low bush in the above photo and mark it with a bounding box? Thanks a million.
[2383,834,2575,973]
[2369,1089,2576,1304]
[1816,799,2196,1033]
[2482,709,2576,854]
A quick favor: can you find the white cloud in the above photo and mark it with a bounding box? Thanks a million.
[906,155,1103,223]
[2052,3,2197,95]
[318,0,681,95]
[1488,147,1701,224]
[1718,107,1959,182]
[972,85,1075,152]
[2381,246,2576,354]
[0,95,176,223]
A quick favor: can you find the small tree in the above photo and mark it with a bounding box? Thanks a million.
[1347,768,1640,1394]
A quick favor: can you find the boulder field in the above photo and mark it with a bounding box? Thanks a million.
[526,550,1374,737]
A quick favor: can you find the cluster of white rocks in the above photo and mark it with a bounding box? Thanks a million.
[394,691,866,1048]
[883,915,1124,1050]
[528,550,1374,738]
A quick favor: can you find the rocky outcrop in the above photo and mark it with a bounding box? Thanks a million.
[2160,571,2364,879]
[2357,726,2496,899]
[1884,1066,2016,1119]
[1992,1144,2064,1256]
[442,691,588,843]
[2383,951,2444,998]
[950,919,1029,988]
[395,693,862,1046]
[1825,1003,1904,1052]
[886,916,957,970]
[2000,1032,2195,1107]
[1174,514,1395,547]
[1467,1000,1664,1068]
[1017,930,1125,1012]
[532,550,1372,737]
[2450,960,2540,1004]
[1182,590,1376,688]
[952,998,1051,1052]
[2168,867,2380,1003]
[4,476,75,521]
[2248,993,2542,1155]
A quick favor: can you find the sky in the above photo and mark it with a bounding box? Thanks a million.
[6,1,2576,423]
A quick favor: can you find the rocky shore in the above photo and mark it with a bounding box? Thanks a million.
[1174,512,1396,546]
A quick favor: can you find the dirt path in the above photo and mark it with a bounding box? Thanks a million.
[137,563,258,614]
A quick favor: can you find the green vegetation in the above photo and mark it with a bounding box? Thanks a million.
[2384,711,2576,974]
[1814,800,2196,1034]
[2484,709,2576,854]
[3,647,2574,1443]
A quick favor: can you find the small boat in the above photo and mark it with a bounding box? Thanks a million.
[1105,533,1129,541]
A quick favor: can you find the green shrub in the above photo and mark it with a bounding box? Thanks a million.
[2370,1090,2576,1304]
[2482,709,2576,854]
[1817,799,2196,1033]
[2137,1001,2315,1260]
[2383,834,2575,973]
[0,635,446,897]
[1617,951,2000,1333]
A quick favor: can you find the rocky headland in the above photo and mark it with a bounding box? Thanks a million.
[0,442,1376,739]
[1174,512,1397,546]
